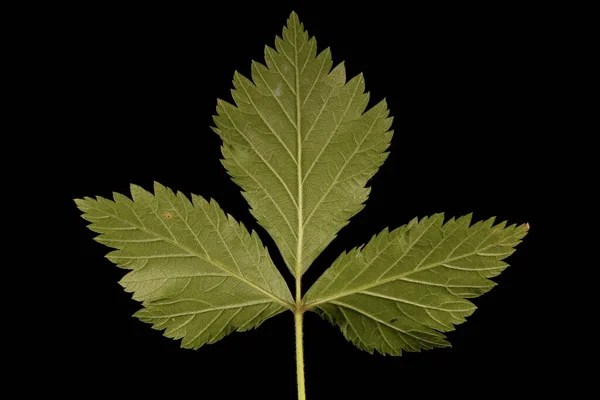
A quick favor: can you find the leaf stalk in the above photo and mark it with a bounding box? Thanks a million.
[295,309,306,400]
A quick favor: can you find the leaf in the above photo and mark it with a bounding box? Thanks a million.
[213,12,393,276]
[75,182,293,349]
[304,214,529,355]
[75,12,530,400]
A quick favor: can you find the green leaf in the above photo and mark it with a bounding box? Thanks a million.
[76,12,530,400]
[213,11,393,277]
[304,214,529,355]
[75,182,293,349]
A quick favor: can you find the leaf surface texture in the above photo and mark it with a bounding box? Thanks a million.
[213,13,393,276]
[76,183,293,349]
[304,214,528,355]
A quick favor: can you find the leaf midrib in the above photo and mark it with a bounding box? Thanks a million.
[293,16,304,284]
[305,228,514,309]
[88,203,294,310]
[142,299,277,319]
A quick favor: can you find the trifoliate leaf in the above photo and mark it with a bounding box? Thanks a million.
[75,182,293,349]
[75,12,530,399]
[304,214,528,355]
[213,12,393,277]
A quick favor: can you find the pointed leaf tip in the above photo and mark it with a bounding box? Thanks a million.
[289,11,299,21]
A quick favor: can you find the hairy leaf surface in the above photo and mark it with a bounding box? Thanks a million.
[304,214,528,355]
[213,12,393,276]
[76,182,293,349]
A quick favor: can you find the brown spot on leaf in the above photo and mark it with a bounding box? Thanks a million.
[390,318,398,323]
[164,211,173,220]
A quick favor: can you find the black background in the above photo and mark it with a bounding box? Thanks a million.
[49,2,562,398]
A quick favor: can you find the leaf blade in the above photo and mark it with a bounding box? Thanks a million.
[76,182,293,349]
[304,214,528,355]
[214,12,393,276]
